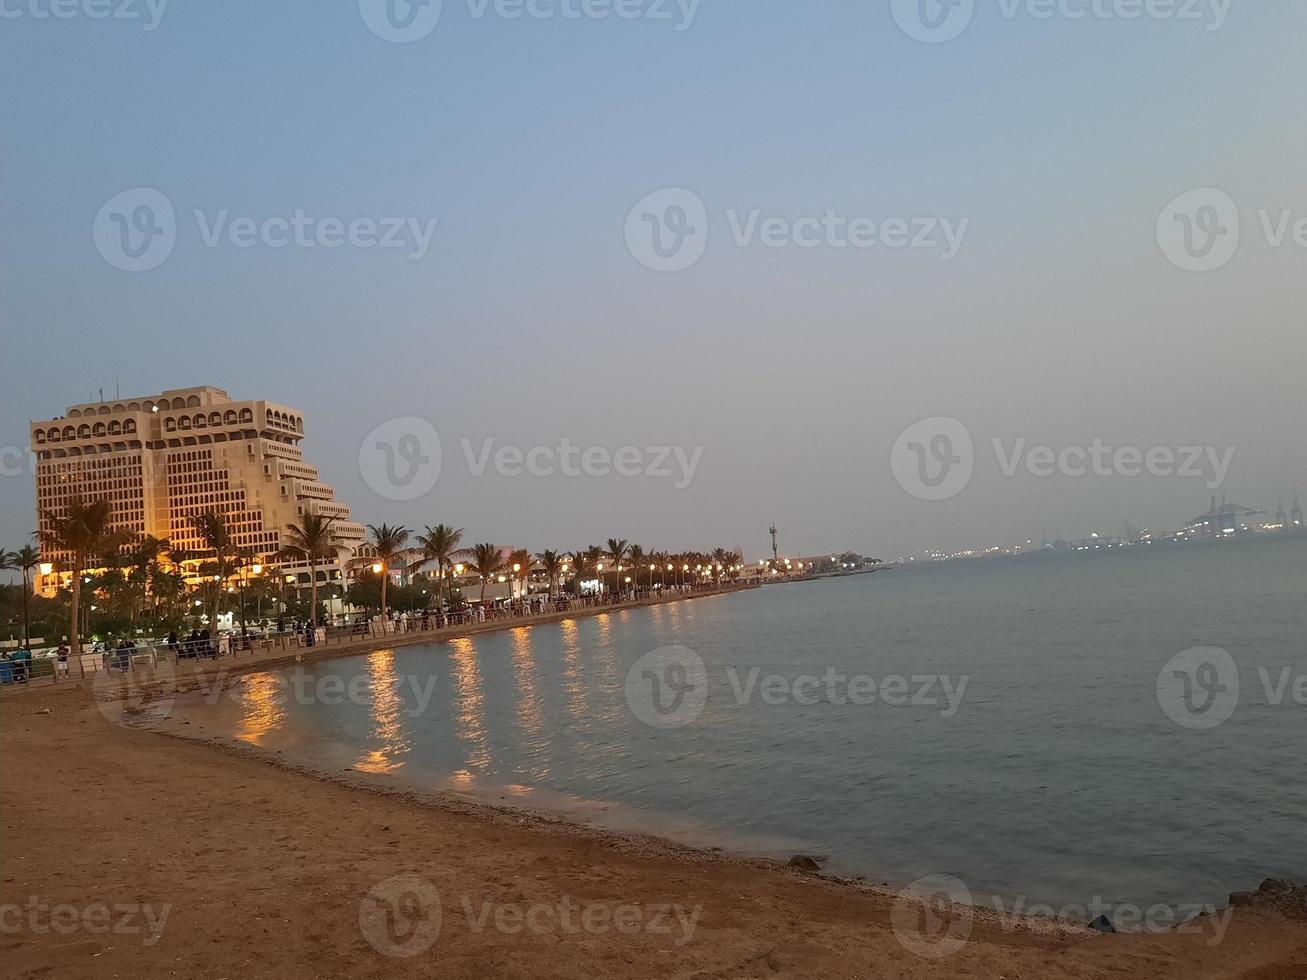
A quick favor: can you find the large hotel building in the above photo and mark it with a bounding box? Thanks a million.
[30,386,367,596]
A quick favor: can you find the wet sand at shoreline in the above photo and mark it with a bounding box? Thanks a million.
[4,683,1307,978]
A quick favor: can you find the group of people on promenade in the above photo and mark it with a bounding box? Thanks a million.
[5,579,758,684]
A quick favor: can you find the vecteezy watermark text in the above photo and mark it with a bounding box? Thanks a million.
[624,188,970,272]
[358,0,700,43]
[358,874,702,958]
[890,417,1236,502]
[460,438,703,488]
[0,0,169,30]
[0,897,171,947]
[892,0,1231,44]
[890,874,1234,961]
[93,188,439,272]
[358,416,705,501]
[200,667,440,717]
[624,646,969,729]
[0,446,38,478]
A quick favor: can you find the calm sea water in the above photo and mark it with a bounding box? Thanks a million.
[175,534,1307,910]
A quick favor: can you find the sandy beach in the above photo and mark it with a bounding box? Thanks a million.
[3,678,1306,979]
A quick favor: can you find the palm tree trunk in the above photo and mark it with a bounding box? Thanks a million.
[381,573,389,621]
[480,577,487,602]
[69,563,82,657]
[309,561,319,629]
[21,568,31,647]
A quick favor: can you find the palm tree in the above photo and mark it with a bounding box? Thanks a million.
[0,550,17,637]
[36,497,134,656]
[710,547,732,584]
[723,549,743,581]
[11,545,41,647]
[652,550,672,588]
[151,567,186,620]
[628,545,647,591]
[130,535,171,619]
[410,523,464,609]
[507,548,531,599]
[278,514,341,630]
[349,524,410,619]
[585,545,604,593]
[467,543,505,602]
[567,548,588,591]
[536,550,564,600]
[189,511,237,635]
[605,538,629,594]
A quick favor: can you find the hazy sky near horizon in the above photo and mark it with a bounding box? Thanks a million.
[2,1,1305,563]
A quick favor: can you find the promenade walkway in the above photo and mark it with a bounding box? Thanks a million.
[0,581,762,700]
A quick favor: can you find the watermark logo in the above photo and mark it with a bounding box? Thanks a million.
[625,645,709,729]
[890,417,975,502]
[891,0,1231,42]
[0,446,38,478]
[1156,188,1240,273]
[1157,646,1239,730]
[893,420,1236,502]
[891,0,975,43]
[625,189,970,272]
[360,0,699,40]
[201,666,441,716]
[359,417,443,501]
[358,422,702,499]
[625,187,710,273]
[93,188,176,272]
[359,0,444,42]
[359,874,442,957]
[94,191,438,271]
[92,650,177,727]
[891,874,974,959]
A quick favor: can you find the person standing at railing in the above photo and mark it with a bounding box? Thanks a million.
[56,642,69,678]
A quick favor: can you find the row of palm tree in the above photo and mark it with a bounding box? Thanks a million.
[8,496,752,656]
[0,544,42,647]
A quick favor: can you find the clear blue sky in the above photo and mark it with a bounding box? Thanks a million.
[2,2,1304,560]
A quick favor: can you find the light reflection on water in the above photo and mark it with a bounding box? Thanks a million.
[234,672,285,745]
[353,649,409,774]
[186,536,1307,910]
[559,619,589,723]
[449,636,490,775]
[510,628,548,775]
